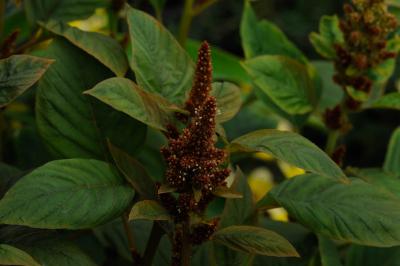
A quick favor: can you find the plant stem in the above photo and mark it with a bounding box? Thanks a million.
[181,219,192,266]
[0,0,5,38]
[192,0,218,16]
[122,213,141,265]
[142,222,164,266]
[325,130,339,156]
[178,0,194,46]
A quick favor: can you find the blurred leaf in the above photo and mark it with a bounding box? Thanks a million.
[213,225,299,257]
[229,129,346,181]
[0,244,41,266]
[309,15,343,59]
[129,200,170,221]
[20,239,97,266]
[311,61,343,111]
[213,186,243,199]
[243,55,315,114]
[0,55,53,108]
[240,1,307,63]
[24,0,107,25]
[109,142,156,199]
[149,0,166,19]
[36,38,146,159]
[345,245,400,266]
[40,20,128,77]
[186,39,251,86]
[318,235,343,266]
[0,163,21,199]
[0,159,134,229]
[370,92,400,110]
[85,77,182,131]
[212,82,243,123]
[269,173,400,247]
[126,7,194,104]
[384,127,400,176]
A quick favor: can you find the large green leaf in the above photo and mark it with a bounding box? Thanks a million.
[129,200,170,221]
[126,7,194,104]
[384,127,400,176]
[108,142,155,199]
[0,159,134,229]
[243,55,315,115]
[0,55,53,108]
[318,235,343,266]
[309,15,344,59]
[186,39,251,86]
[212,82,243,123]
[345,245,400,266]
[36,38,146,159]
[40,20,128,77]
[269,174,400,247]
[0,244,41,266]
[240,1,306,62]
[351,168,400,198]
[229,129,346,181]
[370,92,400,110]
[84,77,181,131]
[213,225,299,257]
[20,239,97,266]
[24,0,106,25]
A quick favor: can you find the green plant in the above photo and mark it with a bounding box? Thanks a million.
[0,0,400,265]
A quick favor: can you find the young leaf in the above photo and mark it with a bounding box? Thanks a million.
[242,55,315,115]
[108,142,156,199]
[213,186,243,199]
[213,225,299,257]
[309,15,344,59]
[0,55,53,108]
[24,0,106,25]
[318,235,343,266]
[229,129,347,181]
[129,200,171,221]
[126,6,194,104]
[36,38,146,159]
[186,39,251,86]
[240,1,306,62]
[84,77,182,131]
[0,159,134,229]
[370,92,400,110]
[20,239,97,266]
[212,82,243,123]
[40,20,128,77]
[0,244,41,266]
[269,173,400,247]
[384,127,400,176]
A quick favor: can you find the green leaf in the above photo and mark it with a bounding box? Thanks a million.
[309,15,344,59]
[243,55,315,115]
[126,6,194,104]
[229,129,346,181]
[0,55,53,108]
[213,186,243,199]
[40,20,128,77]
[0,163,22,199]
[371,92,400,110]
[186,39,251,86]
[213,225,299,257]
[350,168,400,198]
[36,38,146,159]
[269,173,400,247]
[212,82,243,123]
[0,244,41,266]
[312,61,343,110]
[85,77,181,131]
[20,239,97,266]
[0,159,134,229]
[108,142,156,199]
[240,1,306,63]
[384,127,400,176]
[129,200,170,221]
[345,245,400,266]
[149,0,166,18]
[318,235,343,266]
[24,0,106,25]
